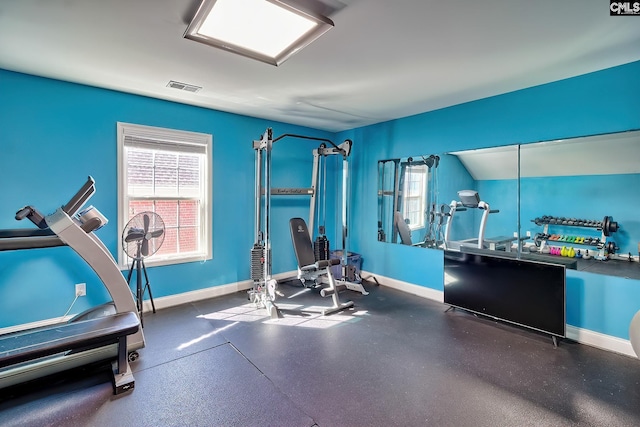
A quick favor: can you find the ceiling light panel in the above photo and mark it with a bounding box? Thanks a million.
[184,0,334,66]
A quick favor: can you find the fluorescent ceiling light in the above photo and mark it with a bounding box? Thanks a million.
[184,0,334,66]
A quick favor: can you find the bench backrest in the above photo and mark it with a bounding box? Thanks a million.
[289,218,316,268]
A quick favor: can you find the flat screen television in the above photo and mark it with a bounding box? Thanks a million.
[444,250,566,338]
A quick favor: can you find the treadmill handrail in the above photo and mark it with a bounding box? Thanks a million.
[0,236,63,251]
[0,228,56,238]
[15,206,48,229]
[63,176,96,216]
[0,229,62,251]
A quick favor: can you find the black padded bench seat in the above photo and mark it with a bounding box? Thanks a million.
[0,312,139,393]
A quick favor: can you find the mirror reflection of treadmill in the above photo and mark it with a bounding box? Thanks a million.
[444,190,518,252]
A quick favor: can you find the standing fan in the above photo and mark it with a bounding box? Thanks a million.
[122,212,165,326]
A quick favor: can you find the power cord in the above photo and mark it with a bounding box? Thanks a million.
[61,294,80,320]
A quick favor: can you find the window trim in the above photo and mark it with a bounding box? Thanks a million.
[402,164,427,231]
[117,122,212,269]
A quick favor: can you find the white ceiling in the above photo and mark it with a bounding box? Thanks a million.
[1,0,639,132]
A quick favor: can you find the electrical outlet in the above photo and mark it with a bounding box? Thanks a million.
[75,283,86,297]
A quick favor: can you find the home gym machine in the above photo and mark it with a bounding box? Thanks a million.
[443,190,518,251]
[377,158,401,243]
[249,128,368,318]
[422,155,442,247]
[0,176,144,394]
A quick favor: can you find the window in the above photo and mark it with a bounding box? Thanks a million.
[402,165,427,230]
[117,122,212,267]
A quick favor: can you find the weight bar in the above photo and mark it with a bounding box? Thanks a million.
[531,215,619,236]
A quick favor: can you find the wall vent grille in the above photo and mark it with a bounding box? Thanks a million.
[167,81,201,93]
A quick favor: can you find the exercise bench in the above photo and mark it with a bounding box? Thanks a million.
[0,311,140,394]
[290,217,354,315]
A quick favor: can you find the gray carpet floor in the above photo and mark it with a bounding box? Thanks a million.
[1,281,639,426]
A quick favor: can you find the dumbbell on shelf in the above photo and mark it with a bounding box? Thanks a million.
[600,216,619,236]
[531,215,619,236]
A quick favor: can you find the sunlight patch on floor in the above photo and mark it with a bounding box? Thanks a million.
[176,321,239,350]
[198,302,360,329]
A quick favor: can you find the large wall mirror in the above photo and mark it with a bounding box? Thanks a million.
[520,130,640,279]
[377,129,640,280]
[378,146,519,251]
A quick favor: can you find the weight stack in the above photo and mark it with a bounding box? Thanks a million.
[314,235,330,261]
[251,244,266,281]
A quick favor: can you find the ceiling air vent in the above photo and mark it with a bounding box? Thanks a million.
[167,81,202,93]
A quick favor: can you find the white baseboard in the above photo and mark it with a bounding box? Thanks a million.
[360,270,638,358]
[361,270,444,302]
[565,325,636,358]
[140,270,297,312]
[140,279,252,312]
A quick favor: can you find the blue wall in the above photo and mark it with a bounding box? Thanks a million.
[566,271,640,339]
[0,70,334,328]
[2,60,640,341]
[339,60,640,340]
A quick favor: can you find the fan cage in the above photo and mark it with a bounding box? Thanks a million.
[122,211,166,260]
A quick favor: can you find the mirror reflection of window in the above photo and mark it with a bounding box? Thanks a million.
[402,164,428,230]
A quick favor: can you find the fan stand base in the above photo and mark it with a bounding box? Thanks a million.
[125,257,156,327]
